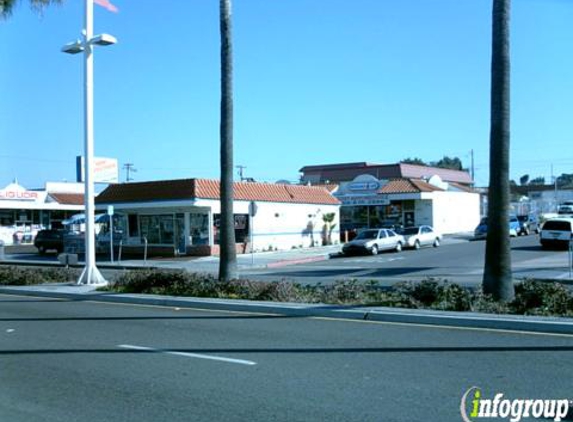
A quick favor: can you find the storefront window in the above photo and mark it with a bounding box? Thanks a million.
[189,213,209,245]
[213,214,250,245]
[0,210,14,226]
[140,214,174,245]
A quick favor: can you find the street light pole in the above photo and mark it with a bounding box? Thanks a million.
[62,0,116,285]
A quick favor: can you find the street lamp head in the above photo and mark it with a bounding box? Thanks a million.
[61,40,84,54]
[91,33,117,46]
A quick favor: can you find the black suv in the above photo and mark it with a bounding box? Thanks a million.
[516,215,539,236]
[34,229,65,254]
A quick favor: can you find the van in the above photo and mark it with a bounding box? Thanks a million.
[539,218,573,249]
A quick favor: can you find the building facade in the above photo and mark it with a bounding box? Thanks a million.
[95,178,340,256]
[334,174,480,235]
[0,181,84,245]
[300,162,479,235]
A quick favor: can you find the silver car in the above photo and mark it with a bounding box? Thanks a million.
[342,228,405,255]
[399,225,442,249]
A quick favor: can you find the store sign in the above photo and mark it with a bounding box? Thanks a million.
[0,190,39,201]
[348,181,380,192]
[340,196,390,206]
[76,156,119,184]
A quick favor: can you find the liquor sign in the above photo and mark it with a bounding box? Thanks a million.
[76,156,119,184]
[0,190,39,201]
[0,182,40,202]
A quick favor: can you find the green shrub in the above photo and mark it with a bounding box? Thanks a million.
[106,270,573,317]
[510,280,573,316]
[0,266,79,285]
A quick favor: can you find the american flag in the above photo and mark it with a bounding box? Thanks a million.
[94,0,119,13]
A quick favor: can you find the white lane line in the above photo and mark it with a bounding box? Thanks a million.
[118,344,257,366]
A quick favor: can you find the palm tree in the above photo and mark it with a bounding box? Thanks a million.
[0,0,61,17]
[483,0,514,301]
[218,0,238,281]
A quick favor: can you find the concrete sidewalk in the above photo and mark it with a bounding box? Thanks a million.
[2,282,573,336]
[0,244,343,274]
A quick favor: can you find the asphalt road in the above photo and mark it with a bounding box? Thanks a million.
[1,294,573,422]
[243,235,573,286]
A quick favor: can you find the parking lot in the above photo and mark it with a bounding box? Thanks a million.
[242,234,573,286]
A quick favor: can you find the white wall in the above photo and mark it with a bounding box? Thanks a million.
[430,192,481,234]
[250,202,340,252]
[414,200,433,226]
[197,199,340,251]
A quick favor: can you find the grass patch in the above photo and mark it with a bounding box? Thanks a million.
[101,269,573,317]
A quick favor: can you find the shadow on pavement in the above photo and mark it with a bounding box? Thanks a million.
[2,345,573,356]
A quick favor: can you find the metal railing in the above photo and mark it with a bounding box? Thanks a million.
[117,236,147,265]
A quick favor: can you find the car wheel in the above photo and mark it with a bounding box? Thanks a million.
[523,228,530,236]
[433,238,440,247]
[395,242,402,252]
[414,240,421,250]
[370,245,379,256]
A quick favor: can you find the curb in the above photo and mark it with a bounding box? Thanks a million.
[1,287,573,336]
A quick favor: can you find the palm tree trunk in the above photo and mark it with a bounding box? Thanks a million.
[483,0,514,301]
[218,0,237,281]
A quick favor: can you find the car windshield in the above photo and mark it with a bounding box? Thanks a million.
[517,216,528,222]
[355,230,378,240]
[401,227,419,235]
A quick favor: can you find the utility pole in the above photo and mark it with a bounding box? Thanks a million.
[236,165,247,182]
[123,163,137,182]
[470,149,475,186]
[62,0,117,285]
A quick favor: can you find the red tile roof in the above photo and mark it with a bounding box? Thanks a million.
[378,179,444,194]
[49,193,84,206]
[96,179,340,205]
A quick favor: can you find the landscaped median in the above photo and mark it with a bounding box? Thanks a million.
[1,265,573,319]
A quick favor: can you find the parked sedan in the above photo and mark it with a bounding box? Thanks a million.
[474,216,520,240]
[399,225,442,249]
[34,229,65,254]
[342,228,405,256]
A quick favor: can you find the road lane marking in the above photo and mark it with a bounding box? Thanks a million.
[310,316,573,338]
[118,344,257,366]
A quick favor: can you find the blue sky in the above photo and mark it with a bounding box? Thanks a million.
[1,0,572,189]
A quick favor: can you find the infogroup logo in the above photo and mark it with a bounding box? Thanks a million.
[460,387,572,422]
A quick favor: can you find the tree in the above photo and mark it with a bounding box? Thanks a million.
[556,173,573,188]
[401,157,427,166]
[218,0,237,282]
[519,174,529,186]
[431,156,464,171]
[529,176,545,185]
[483,0,514,301]
[0,0,61,17]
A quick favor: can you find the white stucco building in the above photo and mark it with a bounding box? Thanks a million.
[95,178,340,256]
[0,181,84,245]
[333,174,480,235]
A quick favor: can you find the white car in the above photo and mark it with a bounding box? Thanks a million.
[342,228,405,255]
[399,225,442,249]
[539,218,573,249]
